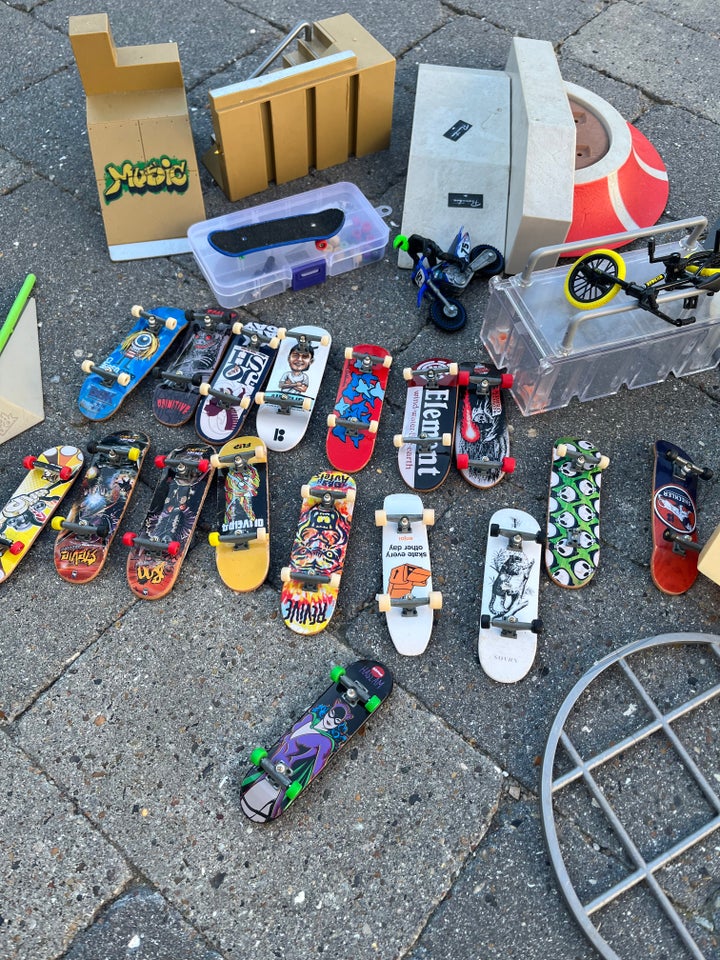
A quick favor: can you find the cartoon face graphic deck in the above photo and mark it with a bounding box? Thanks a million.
[375,492,441,656]
[124,443,214,600]
[479,508,542,683]
[280,471,355,635]
[455,362,515,489]
[0,445,84,583]
[194,321,283,445]
[208,435,269,593]
[152,308,235,427]
[545,438,609,589]
[53,430,150,584]
[77,306,188,421]
[651,439,712,595]
[256,325,331,453]
[326,344,392,472]
[239,660,392,822]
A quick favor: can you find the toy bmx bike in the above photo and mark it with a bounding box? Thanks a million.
[564,229,720,327]
[394,227,504,332]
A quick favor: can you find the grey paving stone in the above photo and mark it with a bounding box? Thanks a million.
[0,148,33,196]
[1,736,132,960]
[0,4,73,99]
[449,0,605,44]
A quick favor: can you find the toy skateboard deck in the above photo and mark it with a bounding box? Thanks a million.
[280,471,355,635]
[375,492,442,656]
[455,362,515,488]
[479,508,543,683]
[651,439,712,595]
[395,358,465,491]
[208,208,345,258]
[0,445,84,584]
[151,308,235,426]
[124,443,214,600]
[52,430,150,583]
[546,438,609,588]
[256,325,332,452]
[239,659,393,822]
[195,321,284,444]
[78,305,188,421]
[208,436,269,592]
[326,344,392,472]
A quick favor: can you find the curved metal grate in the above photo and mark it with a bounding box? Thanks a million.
[541,632,720,959]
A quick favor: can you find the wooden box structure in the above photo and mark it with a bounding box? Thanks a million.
[203,15,395,202]
[0,277,44,445]
[69,13,205,261]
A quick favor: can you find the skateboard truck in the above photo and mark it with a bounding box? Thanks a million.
[248,747,301,799]
[468,370,514,394]
[86,439,142,463]
[130,305,179,331]
[51,515,111,539]
[231,322,285,349]
[457,454,516,474]
[122,532,181,556]
[0,534,24,556]
[344,346,393,370]
[662,528,703,556]
[394,432,452,450]
[481,613,543,637]
[255,392,312,415]
[378,592,442,617]
[152,367,204,389]
[208,527,267,550]
[185,308,236,329]
[330,664,381,711]
[198,381,251,410]
[210,446,266,470]
[80,359,132,388]
[403,362,461,384]
[555,444,610,470]
[155,453,211,474]
[489,523,544,550]
[664,449,713,482]
[301,484,355,505]
[281,567,341,589]
[22,455,73,481]
[327,413,378,435]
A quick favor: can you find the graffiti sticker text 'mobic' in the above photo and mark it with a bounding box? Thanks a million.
[103,156,190,203]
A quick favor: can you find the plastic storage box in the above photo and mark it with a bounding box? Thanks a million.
[188,182,389,308]
[481,217,720,416]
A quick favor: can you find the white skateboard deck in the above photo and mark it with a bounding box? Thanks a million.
[479,507,542,682]
[375,492,441,656]
[255,324,331,452]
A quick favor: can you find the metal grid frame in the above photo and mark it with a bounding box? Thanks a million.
[541,632,720,959]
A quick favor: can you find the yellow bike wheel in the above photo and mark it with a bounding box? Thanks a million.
[564,248,626,310]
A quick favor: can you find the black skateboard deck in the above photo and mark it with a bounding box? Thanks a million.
[208,208,345,258]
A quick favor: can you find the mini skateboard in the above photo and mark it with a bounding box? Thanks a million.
[78,305,188,421]
[194,321,285,445]
[326,344,393,472]
[239,659,393,822]
[208,436,269,592]
[52,430,151,583]
[208,208,345,258]
[546,438,609,588]
[479,508,543,683]
[124,443,214,600]
[395,358,466,492]
[375,492,442,656]
[151,308,235,426]
[455,362,515,488]
[0,445,84,584]
[280,471,355,635]
[651,440,712,595]
[256,325,332,452]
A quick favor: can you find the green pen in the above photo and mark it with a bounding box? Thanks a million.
[0,274,37,358]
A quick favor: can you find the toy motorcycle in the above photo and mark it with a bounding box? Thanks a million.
[394,227,504,332]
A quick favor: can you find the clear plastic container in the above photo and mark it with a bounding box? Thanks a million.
[188,182,389,308]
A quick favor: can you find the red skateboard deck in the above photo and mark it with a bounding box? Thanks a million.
[326,344,392,472]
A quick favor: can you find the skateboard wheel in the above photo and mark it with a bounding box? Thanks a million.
[81,359,94,374]
[480,613,491,629]
[122,531,137,547]
[374,510,387,527]
[231,321,244,335]
[198,382,210,397]
[345,489,356,504]
[300,484,310,500]
[315,240,328,250]
[378,594,391,613]
[255,392,265,405]
[280,566,291,583]
[127,446,141,462]
[319,335,331,347]
[330,665,346,683]
[364,695,381,713]
[456,453,469,470]
[423,509,435,526]
[240,396,251,410]
[448,363,459,376]
[597,454,610,470]
[327,414,337,428]
[154,455,167,469]
[117,372,132,387]
[164,317,177,331]
[556,443,568,458]
[268,336,280,349]
[253,445,267,463]
[59,466,72,481]
[393,434,404,449]
[429,591,443,610]
[344,347,354,360]
[197,459,211,473]
[276,328,287,340]
[208,531,220,548]
[502,457,516,474]
[329,573,341,589]
[255,527,268,543]
[368,420,379,435]
[22,455,35,471]
[442,433,452,447]
[457,369,470,386]
[382,355,393,369]
[249,747,268,767]
[285,780,302,801]
[51,515,66,531]
[402,367,413,382]
[210,454,222,469]
[301,398,312,412]
[489,523,500,537]
[167,540,181,557]
[532,618,543,634]
[500,373,514,388]
[9,541,24,556]
[130,305,144,318]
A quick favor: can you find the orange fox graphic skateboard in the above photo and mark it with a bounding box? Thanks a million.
[280,471,355,634]
[375,492,441,655]
[0,445,84,583]
[208,436,270,592]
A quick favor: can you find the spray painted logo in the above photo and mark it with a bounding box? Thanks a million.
[103,156,190,203]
